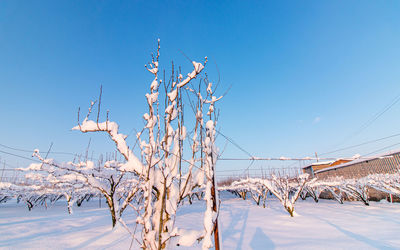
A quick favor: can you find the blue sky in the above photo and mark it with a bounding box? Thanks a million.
[1,1,400,173]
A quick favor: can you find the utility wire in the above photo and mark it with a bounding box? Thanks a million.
[215,130,254,159]
[283,131,400,169]
[0,149,42,163]
[357,93,400,135]
[219,157,338,161]
[320,132,400,156]
[362,142,400,157]
[0,145,207,173]
[216,167,301,172]
[333,91,400,147]
[241,159,255,177]
[0,143,78,156]
[0,142,103,161]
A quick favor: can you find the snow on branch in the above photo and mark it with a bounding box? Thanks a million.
[176,58,207,89]
[72,111,144,175]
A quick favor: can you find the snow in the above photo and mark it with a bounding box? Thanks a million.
[168,89,178,102]
[146,92,159,104]
[71,119,144,175]
[151,79,159,90]
[309,160,335,166]
[176,229,203,247]
[215,194,400,249]
[176,60,206,88]
[1,193,400,249]
[0,200,132,249]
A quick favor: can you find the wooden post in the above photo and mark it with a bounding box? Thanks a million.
[211,181,220,250]
[210,149,220,250]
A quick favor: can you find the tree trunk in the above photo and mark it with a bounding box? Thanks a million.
[286,206,294,217]
[106,196,117,228]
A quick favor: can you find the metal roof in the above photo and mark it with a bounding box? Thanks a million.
[314,148,400,174]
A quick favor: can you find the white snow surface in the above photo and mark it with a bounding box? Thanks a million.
[1,192,399,249]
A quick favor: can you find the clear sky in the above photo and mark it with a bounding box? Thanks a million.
[1,1,400,175]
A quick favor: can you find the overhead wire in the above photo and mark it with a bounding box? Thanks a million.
[214,130,254,159]
[0,149,42,163]
[332,91,400,148]
[0,143,78,156]
[0,142,104,162]
[320,132,400,156]
[362,142,400,157]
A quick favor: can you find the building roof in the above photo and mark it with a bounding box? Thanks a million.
[301,159,354,169]
[301,161,333,169]
[314,148,400,174]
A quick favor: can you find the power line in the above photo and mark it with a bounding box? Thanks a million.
[320,132,400,156]
[334,91,400,147]
[215,128,400,163]
[283,131,400,168]
[358,92,400,133]
[363,142,400,157]
[0,149,42,163]
[0,142,103,162]
[0,143,78,156]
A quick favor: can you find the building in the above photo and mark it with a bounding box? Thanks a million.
[302,159,352,177]
[315,150,400,180]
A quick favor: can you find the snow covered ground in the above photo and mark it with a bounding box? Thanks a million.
[1,192,400,249]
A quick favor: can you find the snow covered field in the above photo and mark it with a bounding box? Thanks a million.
[1,192,399,249]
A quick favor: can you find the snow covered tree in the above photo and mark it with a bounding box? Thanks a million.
[256,174,308,217]
[28,152,139,225]
[364,171,400,199]
[340,178,369,205]
[0,180,60,211]
[67,40,222,249]
[309,177,369,205]
[220,173,309,217]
